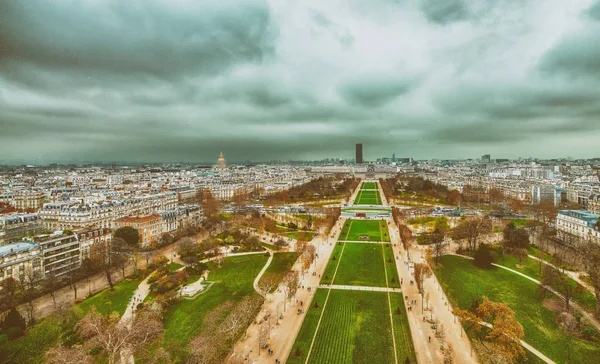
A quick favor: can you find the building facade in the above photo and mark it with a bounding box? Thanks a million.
[0,242,43,283]
[14,190,45,211]
[114,214,162,247]
[556,210,600,242]
[36,232,81,277]
[0,213,45,245]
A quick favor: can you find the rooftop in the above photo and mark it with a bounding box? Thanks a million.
[0,242,38,257]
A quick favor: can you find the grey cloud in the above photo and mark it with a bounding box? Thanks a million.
[586,1,600,20]
[421,0,470,25]
[0,1,276,81]
[311,10,331,27]
[1,0,600,163]
[339,77,417,107]
[537,26,600,79]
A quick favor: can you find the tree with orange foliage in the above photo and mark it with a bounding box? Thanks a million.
[202,188,220,216]
[508,197,525,213]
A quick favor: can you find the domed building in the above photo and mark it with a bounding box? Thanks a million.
[217,152,227,170]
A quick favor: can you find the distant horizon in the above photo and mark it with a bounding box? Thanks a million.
[1,154,599,167]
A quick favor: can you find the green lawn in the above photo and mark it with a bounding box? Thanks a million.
[383,244,401,288]
[339,219,390,242]
[434,255,600,364]
[361,182,378,190]
[289,290,406,364]
[321,243,345,284]
[163,255,268,353]
[389,293,417,363]
[168,262,184,272]
[342,207,391,212]
[288,289,328,363]
[332,243,387,287]
[260,252,299,291]
[355,190,382,205]
[284,231,316,241]
[493,253,597,313]
[76,277,142,316]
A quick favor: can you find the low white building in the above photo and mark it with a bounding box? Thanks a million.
[556,210,600,243]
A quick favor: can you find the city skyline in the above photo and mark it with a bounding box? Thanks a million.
[2,0,600,163]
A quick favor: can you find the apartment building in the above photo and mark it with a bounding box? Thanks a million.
[14,190,45,211]
[114,214,162,247]
[36,232,81,277]
[39,191,178,230]
[76,226,112,260]
[589,194,600,215]
[0,242,43,283]
[556,210,600,243]
[0,213,45,245]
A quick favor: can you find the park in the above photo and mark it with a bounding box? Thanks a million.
[434,255,600,364]
[339,219,390,242]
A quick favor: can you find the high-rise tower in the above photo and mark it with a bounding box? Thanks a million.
[356,143,363,164]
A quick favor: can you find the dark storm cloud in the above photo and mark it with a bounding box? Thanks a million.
[420,0,470,25]
[537,27,600,79]
[339,77,417,107]
[0,1,275,80]
[1,0,599,163]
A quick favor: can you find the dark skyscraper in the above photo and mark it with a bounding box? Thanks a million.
[356,143,363,164]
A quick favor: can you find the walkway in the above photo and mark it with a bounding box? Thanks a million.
[318,284,399,293]
[230,219,345,364]
[253,250,274,294]
[390,223,477,364]
[118,271,155,364]
[528,254,595,294]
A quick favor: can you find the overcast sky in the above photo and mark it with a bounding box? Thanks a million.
[1,0,600,163]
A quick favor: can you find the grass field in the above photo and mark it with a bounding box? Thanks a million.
[355,189,382,205]
[163,254,268,353]
[288,290,413,364]
[361,182,378,190]
[260,252,299,291]
[389,293,417,363]
[332,243,387,287]
[168,262,184,272]
[76,277,142,316]
[383,244,401,288]
[434,255,600,364]
[339,219,390,242]
[321,243,345,284]
[493,253,597,313]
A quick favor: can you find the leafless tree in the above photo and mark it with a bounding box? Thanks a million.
[256,273,279,298]
[77,307,164,364]
[46,346,93,364]
[188,336,220,364]
[281,270,299,311]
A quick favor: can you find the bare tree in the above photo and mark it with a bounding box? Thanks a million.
[46,346,93,364]
[256,273,279,298]
[541,265,581,310]
[188,336,220,364]
[450,217,492,251]
[557,311,579,362]
[413,263,432,313]
[281,270,299,311]
[258,320,269,355]
[580,242,600,318]
[77,308,164,364]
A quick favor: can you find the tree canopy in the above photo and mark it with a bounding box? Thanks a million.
[113,226,140,249]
